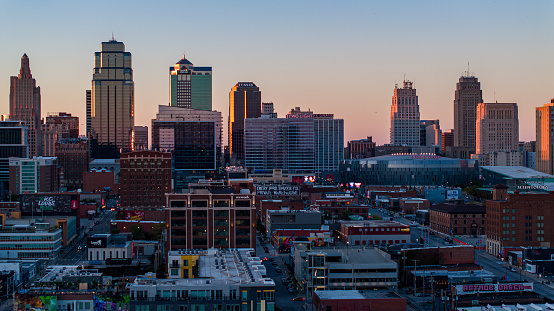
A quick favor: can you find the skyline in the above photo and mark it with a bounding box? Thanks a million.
[1,1,553,145]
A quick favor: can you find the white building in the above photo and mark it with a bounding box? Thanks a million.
[87,234,132,262]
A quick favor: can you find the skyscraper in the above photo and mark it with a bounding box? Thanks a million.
[475,103,519,166]
[0,121,28,195]
[390,80,420,146]
[86,90,92,138]
[169,54,212,111]
[90,39,135,159]
[454,74,483,148]
[9,54,42,157]
[536,100,554,175]
[229,82,261,166]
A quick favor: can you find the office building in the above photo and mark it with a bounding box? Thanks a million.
[55,138,90,190]
[120,151,172,209]
[87,234,133,262]
[420,119,441,147]
[229,82,261,166]
[169,54,212,111]
[390,80,420,146]
[45,112,79,138]
[313,113,344,172]
[131,249,275,311]
[486,185,554,257]
[0,121,28,195]
[41,122,69,157]
[341,154,479,186]
[152,105,221,192]
[442,129,454,153]
[345,137,376,159]
[313,290,406,311]
[90,39,135,159]
[9,157,58,194]
[166,192,256,251]
[133,125,148,150]
[475,103,519,166]
[293,244,398,298]
[453,74,483,148]
[536,100,554,175]
[266,210,322,234]
[0,222,62,259]
[9,54,42,157]
[261,102,277,118]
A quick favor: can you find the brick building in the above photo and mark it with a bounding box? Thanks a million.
[429,202,486,236]
[9,157,58,194]
[55,138,89,190]
[120,151,172,209]
[82,171,119,194]
[345,136,376,159]
[486,184,554,257]
[313,290,406,311]
[339,220,411,246]
[165,192,256,252]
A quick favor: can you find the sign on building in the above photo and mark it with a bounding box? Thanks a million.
[452,283,533,296]
[446,190,459,200]
[21,194,79,216]
[256,184,300,196]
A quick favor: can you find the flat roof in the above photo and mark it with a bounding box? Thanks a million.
[481,166,554,179]
[340,220,408,228]
[316,290,402,300]
[306,247,395,265]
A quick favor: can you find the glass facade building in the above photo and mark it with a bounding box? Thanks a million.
[340,154,479,186]
[170,55,212,111]
[0,121,28,195]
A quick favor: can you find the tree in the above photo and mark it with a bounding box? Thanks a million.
[341,210,353,220]
[130,225,146,240]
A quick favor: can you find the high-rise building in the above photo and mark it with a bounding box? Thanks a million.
[390,80,420,146]
[86,90,92,138]
[152,105,222,192]
[41,112,78,157]
[262,102,277,118]
[169,54,212,111]
[453,74,483,148]
[9,54,42,157]
[0,121,28,195]
[537,101,554,174]
[475,103,519,166]
[229,82,261,166]
[55,138,90,190]
[441,129,454,154]
[345,137,376,159]
[120,151,172,209]
[9,157,58,194]
[313,114,344,173]
[90,39,135,159]
[134,126,148,151]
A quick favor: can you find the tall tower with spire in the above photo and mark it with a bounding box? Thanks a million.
[169,53,212,110]
[10,54,42,157]
[90,39,135,158]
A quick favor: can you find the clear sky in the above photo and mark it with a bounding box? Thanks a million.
[1,1,552,145]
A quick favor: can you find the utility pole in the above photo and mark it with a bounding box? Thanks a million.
[413,259,420,296]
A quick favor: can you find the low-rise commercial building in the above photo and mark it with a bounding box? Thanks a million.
[338,221,410,246]
[265,210,322,235]
[480,165,554,191]
[313,290,406,311]
[429,203,486,236]
[131,248,275,311]
[0,223,62,259]
[87,234,133,262]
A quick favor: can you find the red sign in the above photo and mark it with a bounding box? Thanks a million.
[71,200,79,210]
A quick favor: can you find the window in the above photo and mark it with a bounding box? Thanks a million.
[171,269,178,276]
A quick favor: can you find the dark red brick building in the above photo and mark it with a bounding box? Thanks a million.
[486,185,554,258]
[429,202,486,236]
[55,138,89,190]
[82,171,119,194]
[313,290,406,311]
[165,192,256,252]
[120,151,171,209]
[345,136,376,159]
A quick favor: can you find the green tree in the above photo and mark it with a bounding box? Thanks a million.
[130,225,146,240]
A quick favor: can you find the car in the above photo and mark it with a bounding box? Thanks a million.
[262,257,268,261]
[292,297,305,301]
[77,245,83,250]
[275,267,282,273]
[288,288,295,293]
[508,267,516,272]
[264,249,269,254]
[269,258,274,262]
[429,231,435,235]
[272,261,278,265]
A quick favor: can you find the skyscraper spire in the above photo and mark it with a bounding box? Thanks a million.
[19,53,31,78]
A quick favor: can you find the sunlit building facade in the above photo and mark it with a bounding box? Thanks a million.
[390,80,420,146]
[169,54,212,111]
[536,100,554,175]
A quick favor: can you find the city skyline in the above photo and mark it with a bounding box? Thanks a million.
[1,1,553,145]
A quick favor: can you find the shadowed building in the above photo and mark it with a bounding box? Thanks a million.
[453,74,483,148]
[9,54,42,157]
[229,82,261,166]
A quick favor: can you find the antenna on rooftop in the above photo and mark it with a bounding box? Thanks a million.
[111,32,115,41]
[467,61,470,76]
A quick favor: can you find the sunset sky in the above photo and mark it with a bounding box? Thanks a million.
[1,1,553,145]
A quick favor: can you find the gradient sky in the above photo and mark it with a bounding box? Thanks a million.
[1,1,553,145]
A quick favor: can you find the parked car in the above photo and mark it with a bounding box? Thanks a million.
[292,297,305,301]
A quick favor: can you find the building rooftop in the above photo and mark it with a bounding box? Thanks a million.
[429,203,486,214]
[482,166,554,179]
[315,290,402,300]
[305,246,395,266]
[340,220,409,228]
[141,249,274,288]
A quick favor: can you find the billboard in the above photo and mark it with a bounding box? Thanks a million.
[21,194,79,216]
[446,190,459,200]
[87,236,107,249]
[291,176,316,184]
[452,283,533,296]
[125,211,146,221]
[256,184,299,196]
